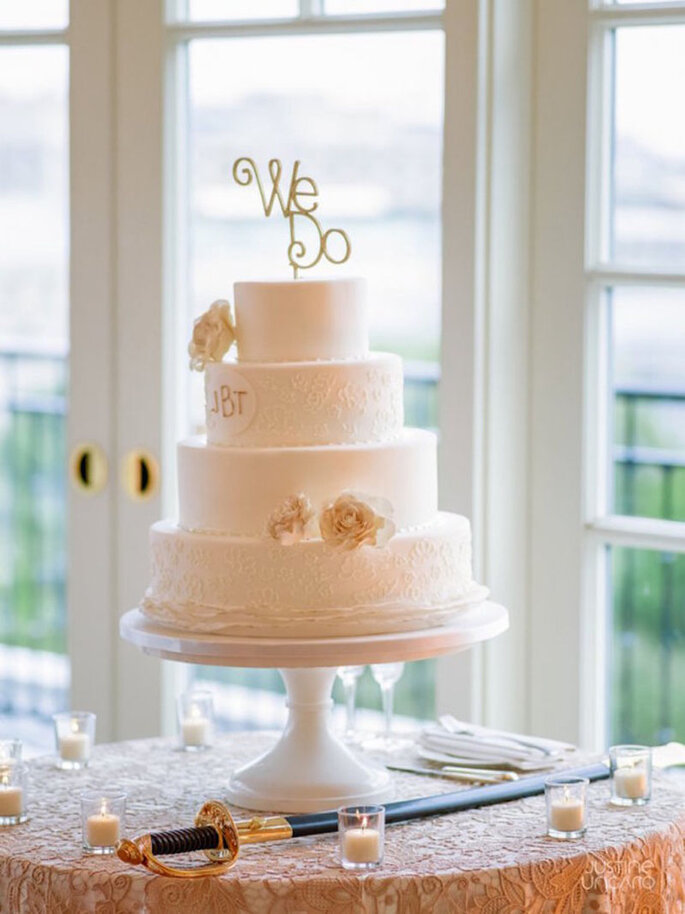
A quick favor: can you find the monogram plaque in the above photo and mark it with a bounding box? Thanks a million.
[206,368,257,436]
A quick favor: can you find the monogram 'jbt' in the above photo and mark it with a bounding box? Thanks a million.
[210,384,249,418]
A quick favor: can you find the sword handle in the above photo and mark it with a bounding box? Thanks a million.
[149,825,219,856]
[116,800,240,878]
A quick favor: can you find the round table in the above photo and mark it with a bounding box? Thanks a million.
[2,735,685,914]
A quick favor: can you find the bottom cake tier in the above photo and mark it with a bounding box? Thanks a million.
[140,512,481,638]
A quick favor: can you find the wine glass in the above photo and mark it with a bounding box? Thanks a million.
[369,662,405,751]
[336,665,366,743]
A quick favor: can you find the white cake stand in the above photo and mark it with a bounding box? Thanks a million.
[120,602,508,813]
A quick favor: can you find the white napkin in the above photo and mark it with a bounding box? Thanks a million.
[418,717,576,771]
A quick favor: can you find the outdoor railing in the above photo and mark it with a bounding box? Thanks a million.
[0,341,68,733]
[611,385,685,746]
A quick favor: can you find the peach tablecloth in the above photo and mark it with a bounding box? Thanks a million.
[1,734,684,913]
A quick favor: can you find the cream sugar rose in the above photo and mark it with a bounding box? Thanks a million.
[141,278,484,638]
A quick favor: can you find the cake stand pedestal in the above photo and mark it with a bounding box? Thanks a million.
[120,602,508,813]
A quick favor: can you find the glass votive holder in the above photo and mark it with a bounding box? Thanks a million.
[545,776,588,839]
[0,739,22,763]
[81,791,126,855]
[0,761,28,826]
[53,711,96,770]
[610,744,652,806]
[177,690,214,751]
[338,805,385,870]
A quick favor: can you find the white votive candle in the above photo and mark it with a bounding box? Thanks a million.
[614,766,648,799]
[182,714,209,747]
[549,797,585,833]
[343,825,381,863]
[0,787,22,818]
[59,732,90,762]
[86,807,120,847]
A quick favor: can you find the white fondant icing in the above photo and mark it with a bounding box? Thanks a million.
[234,278,368,363]
[177,429,437,536]
[140,275,487,639]
[204,353,403,447]
[142,513,477,638]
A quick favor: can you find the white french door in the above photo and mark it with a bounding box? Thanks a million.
[68,0,167,741]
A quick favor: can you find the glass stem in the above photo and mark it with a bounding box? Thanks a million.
[345,681,357,735]
[381,684,394,737]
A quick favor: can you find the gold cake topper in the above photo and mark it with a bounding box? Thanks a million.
[232,157,351,279]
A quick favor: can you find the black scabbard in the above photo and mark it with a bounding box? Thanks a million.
[286,762,610,837]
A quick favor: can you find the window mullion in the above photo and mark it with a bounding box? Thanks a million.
[590,4,685,27]
[165,13,444,41]
[587,268,685,287]
[588,517,685,553]
[299,0,324,18]
[0,29,66,45]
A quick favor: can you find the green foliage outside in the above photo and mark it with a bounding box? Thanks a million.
[0,406,66,653]
[610,393,685,744]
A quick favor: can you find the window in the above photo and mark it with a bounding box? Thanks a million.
[168,3,445,728]
[0,28,69,753]
[530,1,685,748]
[597,13,685,744]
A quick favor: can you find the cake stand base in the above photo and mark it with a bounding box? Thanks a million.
[226,667,391,813]
[121,603,509,812]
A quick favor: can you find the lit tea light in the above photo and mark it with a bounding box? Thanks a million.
[0,786,22,819]
[0,763,28,825]
[53,712,96,770]
[545,776,588,839]
[182,705,210,748]
[60,721,90,762]
[177,691,214,751]
[610,745,652,806]
[338,805,385,870]
[343,815,381,863]
[81,791,126,854]
[549,786,584,833]
[87,800,120,847]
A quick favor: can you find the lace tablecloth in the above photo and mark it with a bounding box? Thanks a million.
[2,734,685,913]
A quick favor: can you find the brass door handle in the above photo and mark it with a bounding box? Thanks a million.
[70,443,108,495]
[122,449,159,501]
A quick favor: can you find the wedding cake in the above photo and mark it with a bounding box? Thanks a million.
[140,278,483,638]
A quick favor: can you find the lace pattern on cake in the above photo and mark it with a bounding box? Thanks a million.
[206,361,403,447]
[142,522,474,637]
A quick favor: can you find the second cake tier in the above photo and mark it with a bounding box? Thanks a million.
[205,352,403,448]
[178,428,436,536]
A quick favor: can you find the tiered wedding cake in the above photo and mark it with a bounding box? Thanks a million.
[140,278,483,638]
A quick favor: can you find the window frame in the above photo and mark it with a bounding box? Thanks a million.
[162,0,500,728]
[530,0,685,751]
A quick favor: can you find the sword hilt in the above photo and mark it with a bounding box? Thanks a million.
[116,801,294,878]
[116,800,240,878]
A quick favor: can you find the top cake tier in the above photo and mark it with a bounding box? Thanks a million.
[235,278,368,363]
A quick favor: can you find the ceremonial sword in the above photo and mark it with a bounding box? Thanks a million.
[116,761,609,878]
